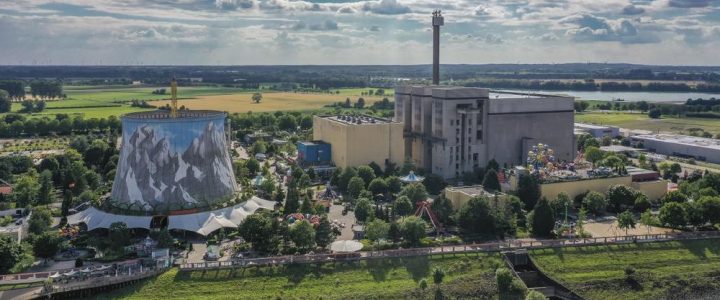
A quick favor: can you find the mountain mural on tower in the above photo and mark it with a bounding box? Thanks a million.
[111,115,238,212]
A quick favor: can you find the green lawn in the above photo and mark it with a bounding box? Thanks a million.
[576,111,720,136]
[531,239,720,300]
[100,254,501,300]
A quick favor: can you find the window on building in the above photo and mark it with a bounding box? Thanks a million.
[456,120,460,126]
[473,153,478,161]
[476,130,482,140]
[456,163,459,169]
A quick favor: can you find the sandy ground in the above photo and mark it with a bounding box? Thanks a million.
[328,203,356,241]
[584,217,674,237]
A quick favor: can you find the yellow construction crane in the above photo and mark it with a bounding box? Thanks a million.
[170,78,178,118]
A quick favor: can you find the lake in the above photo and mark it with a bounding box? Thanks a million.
[500,89,720,103]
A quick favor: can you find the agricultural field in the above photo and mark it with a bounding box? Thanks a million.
[152,92,387,113]
[575,111,720,136]
[3,86,390,118]
[102,254,501,300]
[531,240,720,300]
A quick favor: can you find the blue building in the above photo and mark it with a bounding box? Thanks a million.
[297,141,332,166]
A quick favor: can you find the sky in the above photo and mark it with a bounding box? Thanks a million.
[0,0,719,65]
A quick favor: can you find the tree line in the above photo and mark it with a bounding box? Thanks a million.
[0,114,121,138]
[464,79,720,93]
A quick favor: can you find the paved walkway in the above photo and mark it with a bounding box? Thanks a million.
[327,203,355,240]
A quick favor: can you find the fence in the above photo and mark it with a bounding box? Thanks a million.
[0,259,143,285]
[180,231,720,271]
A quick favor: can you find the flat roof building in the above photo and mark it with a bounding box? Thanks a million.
[396,86,575,179]
[444,185,504,210]
[631,134,720,164]
[312,115,404,169]
[574,123,621,138]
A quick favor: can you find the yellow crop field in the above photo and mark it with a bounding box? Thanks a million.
[152,92,386,113]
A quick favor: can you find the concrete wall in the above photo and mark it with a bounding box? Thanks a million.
[539,176,632,200]
[631,180,668,201]
[313,116,403,169]
[445,188,473,210]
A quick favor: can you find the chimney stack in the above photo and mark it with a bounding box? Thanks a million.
[432,10,444,85]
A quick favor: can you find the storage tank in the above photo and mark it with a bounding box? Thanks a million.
[111,110,238,213]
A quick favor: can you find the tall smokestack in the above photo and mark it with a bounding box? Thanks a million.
[432,10,444,85]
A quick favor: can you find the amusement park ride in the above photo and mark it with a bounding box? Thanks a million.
[414,201,443,234]
[170,78,179,118]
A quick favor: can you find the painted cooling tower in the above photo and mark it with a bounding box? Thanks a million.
[111,110,238,213]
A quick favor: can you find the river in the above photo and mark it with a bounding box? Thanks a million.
[499,89,720,103]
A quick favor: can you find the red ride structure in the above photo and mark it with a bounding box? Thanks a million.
[414,201,443,234]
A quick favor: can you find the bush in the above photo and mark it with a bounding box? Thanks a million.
[495,268,513,293]
[648,108,662,119]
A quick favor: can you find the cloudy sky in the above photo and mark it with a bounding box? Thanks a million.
[1,0,719,65]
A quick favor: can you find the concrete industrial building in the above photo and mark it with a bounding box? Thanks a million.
[574,123,621,138]
[630,134,720,164]
[395,87,575,179]
[312,115,404,169]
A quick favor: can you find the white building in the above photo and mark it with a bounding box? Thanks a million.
[631,134,720,164]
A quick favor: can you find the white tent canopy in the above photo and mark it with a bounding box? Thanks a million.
[68,196,275,236]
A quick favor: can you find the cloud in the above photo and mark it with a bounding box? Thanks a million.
[215,0,253,10]
[622,5,645,15]
[562,14,660,44]
[363,0,411,15]
[337,6,357,14]
[668,0,713,8]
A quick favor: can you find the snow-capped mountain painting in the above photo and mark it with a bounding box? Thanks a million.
[111,115,238,212]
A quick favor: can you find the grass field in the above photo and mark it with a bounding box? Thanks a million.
[576,111,720,136]
[531,240,720,300]
[152,92,387,113]
[101,254,501,300]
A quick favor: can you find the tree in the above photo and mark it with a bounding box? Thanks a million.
[458,196,496,235]
[482,169,501,192]
[661,190,688,204]
[386,176,402,195]
[393,196,413,217]
[422,174,447,195]
[28,207,53,235]
[315,216,335,248]
[13,171,40,207]
[633,193,651,212]
[365,219,390,241]
[530,197,555,237]
[659,202,687,229]
[517,175,541,210]
[338,167,357,193]
[430,195,454,225]
[350,196,372,222]
[583,191,607,215]
[251,141,267,155]
[150,229,174,248]
[388,221,401,243]
[108,222,131,250]
[347,177,366,199]
[685,201,705,229]
[277,115,297,131]
[368,162,384,177]
[245,158,260,175]
[398,216,426,245]
[648,108,662,119]
[37,170,55,205]
[356,166,376,187]
[433,267,445,285]
[368,178,388,196]
[526,290,546,300]
[606,185,636,212]
[0,236,22,273]
[584,146,604,167]
[0,90,11,113]
[495,268,514,293]
[639,209,658,234]
[577,208,587,235]
[399,183,428,203]
[33,232,60,263]
[251,92,263,103]
[290,220,316,251]
[300,196,314,214]
[550,192,572,219]
[419,278,428,290]
[617,210,636,235]
[698,196,720,225]
[238,213,276,254]
[284,181,300,214]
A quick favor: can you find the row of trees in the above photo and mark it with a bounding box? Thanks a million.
[29,81,64,100]
[0,114,121,138]
[465,79,720,93]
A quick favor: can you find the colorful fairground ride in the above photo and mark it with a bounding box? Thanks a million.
[525,143,585,182]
